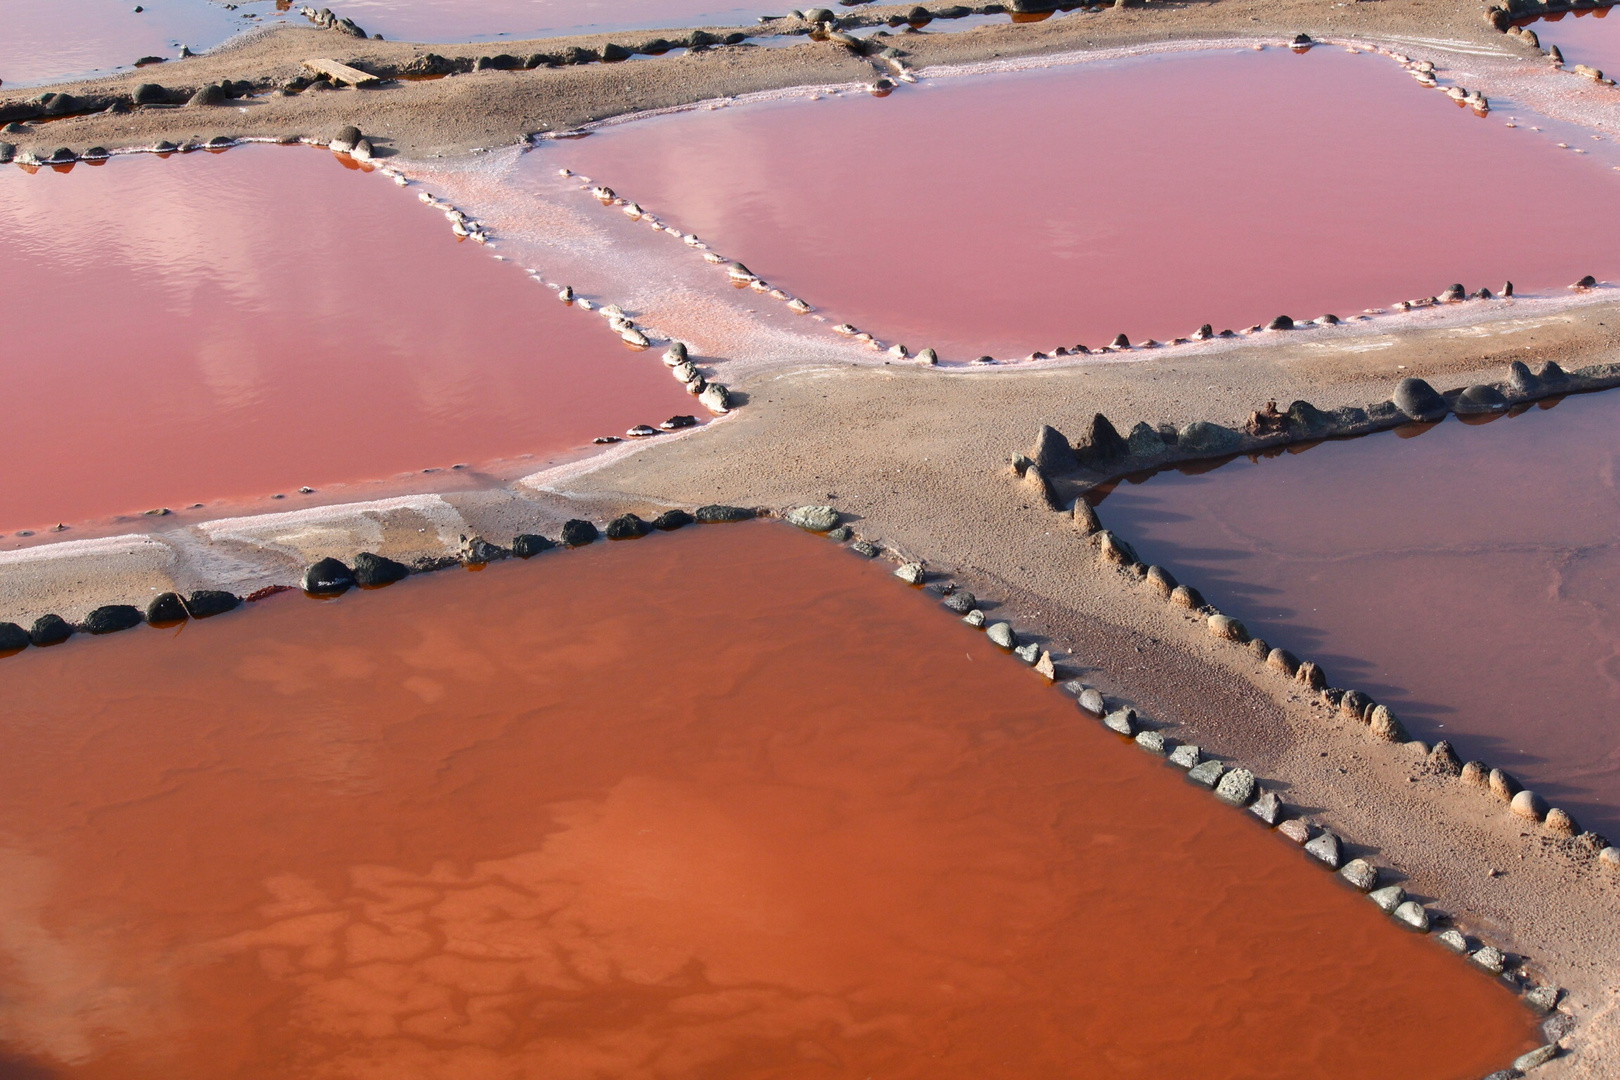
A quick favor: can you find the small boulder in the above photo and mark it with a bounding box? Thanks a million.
[1095,530,1138,567]
[1339,689,1373,723]
[1368,705,1406,742]
[511,533,557,556]
[1392,377,1447,421]
[1072,499,1102,535]
[1135,730,1166,754]
[827,526,852,542]
[353,552,409,586]
[0,622,29,652]
[1028,424,1075,473]
[1104,708,1136,736]
[1285,400,1335,437]
[1250,790,1284,825]
[1304,831,1343,869]
[1368,885,1405,913]
[1126,421,1166,458]
[1278,818,1311,845]
[1214,767,1256,806]
[1265,314,1294,331]
[1512,1046,1559,1072]
[1077,687,1105,715]
[1507,360,1540,393]
[132,82,169,105]
[1176,421,1242,455]
[943,591,977,614]
[1573,274,1598,289]
[1427,740,1463,776]
[1144,565,1177,598]
[962,609,985,627]
[1393,900,1430,932]
[986,622,1016,649]
[1440,283,1466,302]
[1524,985,1561,1014]
[1168,743,1201,769]
[1339,859,1378,891]
[1187,759,1226,788]
[145,592,189,623]
[460,536,508,563]
[1207,614,1248,642]
[560,519,599,546]
[698,383,732,414]
[1266,648,1300,677]
[30,614,74,646]
[1296,660,1327,690]
[1074,413,1128,467]
[1460,760,1489,787]
[1014,642,1040,664]
[1471,945,1507,974]
[1511,789,1548,821]
[1170,584,1205,610]
[1489,768,1520,801]
[188,84,226,106]
[302,557,355,595]
[1454,384,1508,414]
[694,504,754,523]
[894,562,925,585]
[84,605,144,634]
[1034,651,1056,680]
[1544,807,1577,837]
[853,540,880,558]
[1537,361,1568,384]
[605,514,650,540]
[1021,463,1061,509]
[1437,929,1469,953]
[786,505,840,532]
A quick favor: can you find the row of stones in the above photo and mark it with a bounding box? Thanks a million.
[1486,0,1620,84]
[0,504,768,656]
[783,500,1571,1078]
[1014,358,1620,485]
[1019,413,1620,868]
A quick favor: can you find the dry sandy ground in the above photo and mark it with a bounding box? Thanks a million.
[4,0,1620,1074]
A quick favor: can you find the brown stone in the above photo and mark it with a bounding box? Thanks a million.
[1460,761,1489,787]
[1072,499,1102,535]
[1295,660,1326,691]
[1544,808,1577,838]
[1266,648,1299,677]
[1489,768,1520,802]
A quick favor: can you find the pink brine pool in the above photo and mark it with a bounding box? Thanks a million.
[336,0,778,42]
[1089,389,1620,840]
[1518,8,1620,76]
[551,46,1620,360]
[0,146,696,534]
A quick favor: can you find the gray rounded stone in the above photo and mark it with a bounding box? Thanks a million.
[786,505,840,532]
[1511,789,1548,821]
[1368,885,1406,913]
[1250,790,1284,826]
[1168,744,1201,769]
[1392,376,1447,421]
[942,591,976,614]
[1339,858,1378,891]
[962,609,985,627]
[1393,900,1431,932]
[1523,985,1561,1013]
[986,621,1015,649]
[1437,929,1469,953]
[1014,642,1040,664]
[1455,384,1508,414]
[1187,759,1226,788]
[1104,708,1137,736]
[1177,421,1242,455]
[1077,687,1105,715]
[1304,831,1343,869]
[894,562,925,585]
[1512,1045,1559,1072]
[1135,730,1166,755]
[1471,945,1506,974]
[1214,767,1256,806]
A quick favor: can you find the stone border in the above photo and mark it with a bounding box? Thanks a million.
[0,494,1568,1074]
[1484,0,1620,85]
[782,499,1572,1077]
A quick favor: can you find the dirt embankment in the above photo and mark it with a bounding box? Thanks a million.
[0,0,1533,159]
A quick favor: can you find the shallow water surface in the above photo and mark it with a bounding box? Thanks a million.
[1091,389,1620,838]
[0,145,695,533]
[0,0,287,88]
[0,522,1536,1077]
[553,47,1620,359]
[336,0,776,42]
[1519,8,1620,75]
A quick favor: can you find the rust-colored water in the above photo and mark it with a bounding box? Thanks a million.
[1091,390,1620,839]
[0,523,1535,1078]
[0,146,694,533]
[553,47,1620,359]
[1519,8,1620,76]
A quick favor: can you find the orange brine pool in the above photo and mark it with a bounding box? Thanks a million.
[0,522,1536,1078]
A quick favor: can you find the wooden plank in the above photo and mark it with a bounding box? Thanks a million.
[301,58,378,86]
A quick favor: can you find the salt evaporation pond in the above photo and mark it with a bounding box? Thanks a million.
[0,522,1534,1078]
[1518,8,1620,76]
[0,0,288,88]
[0,145,696,535]
[553,46,1620,360]
[335,0,778,42]
[1090,389,1620,840]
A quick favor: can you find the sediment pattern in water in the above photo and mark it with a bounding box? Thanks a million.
[0,522,1536,1078]
[552,46,1620,359]
[1091,389,1620,839]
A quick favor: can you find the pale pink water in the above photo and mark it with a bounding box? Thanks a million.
[1090,390,1620,839]
[0,146,695,533]
[0,0,284,88]
[338,0,776,42]
[553,47,1620,360]
[1520,8,1620,76]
